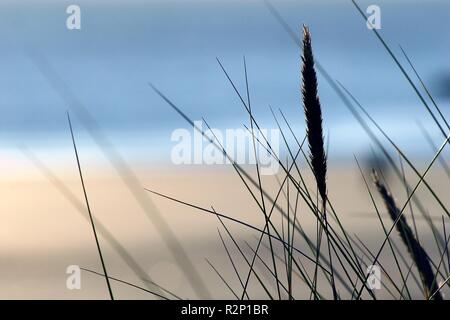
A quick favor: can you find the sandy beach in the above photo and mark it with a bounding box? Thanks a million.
[1,162,448,299]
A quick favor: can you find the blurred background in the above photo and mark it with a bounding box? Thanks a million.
[0,0,449,299]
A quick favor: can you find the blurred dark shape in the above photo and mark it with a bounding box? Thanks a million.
[432,71,450,100]
[361,149,392,181]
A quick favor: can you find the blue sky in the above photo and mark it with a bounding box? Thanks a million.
[0,0,448,162]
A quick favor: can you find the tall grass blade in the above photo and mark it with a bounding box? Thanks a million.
[19,147,165,296]
[67,113,114,300]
